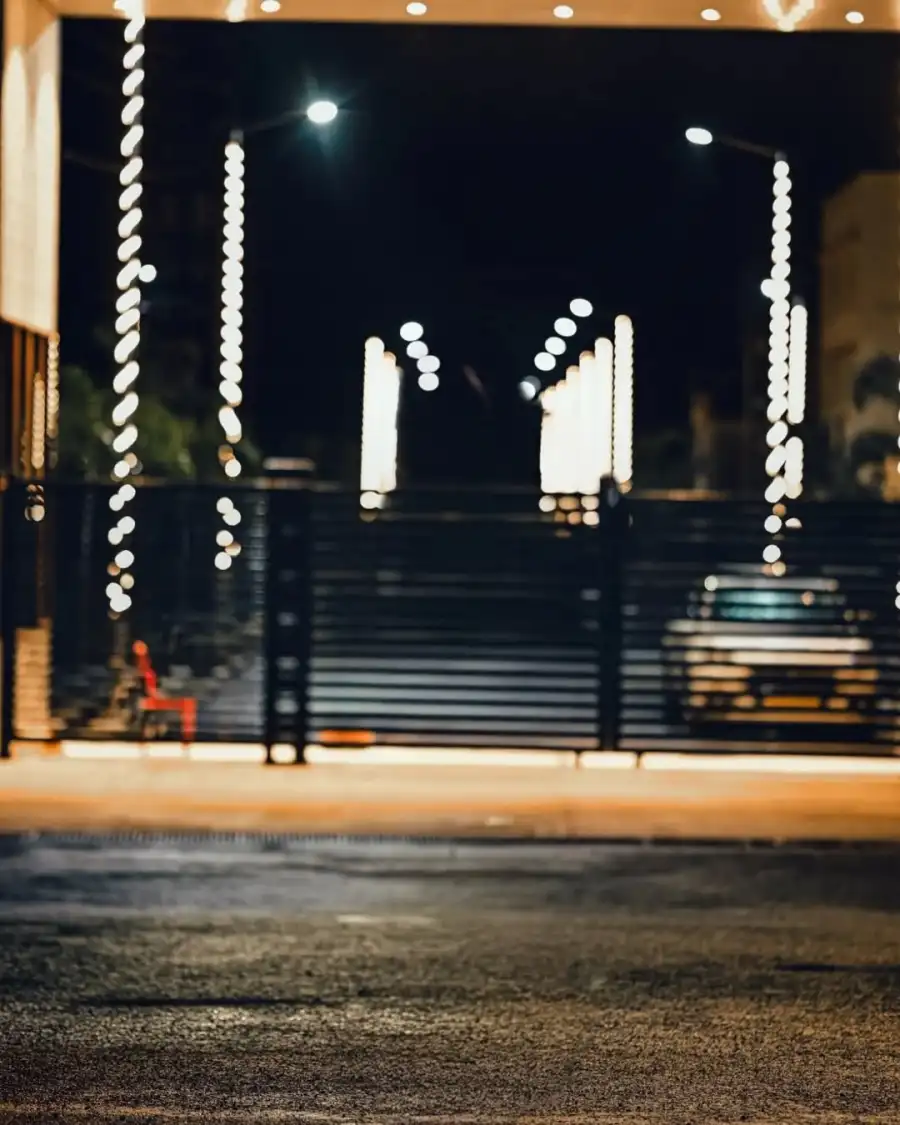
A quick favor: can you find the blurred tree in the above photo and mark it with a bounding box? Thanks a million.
[843,355,900,497]
[56,364,262,481]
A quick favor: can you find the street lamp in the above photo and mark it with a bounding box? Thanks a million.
[687,127,805,573]
[215,100,338,567]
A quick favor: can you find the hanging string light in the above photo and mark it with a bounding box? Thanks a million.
[106,0,146,618]
[612,315,634,491]
[764,156,792,572]
[786,299,808,500]
[215,133,246,571]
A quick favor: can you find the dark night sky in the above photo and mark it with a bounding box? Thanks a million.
[59,20,897,484]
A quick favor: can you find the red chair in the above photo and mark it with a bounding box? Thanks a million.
[132,640,197,746]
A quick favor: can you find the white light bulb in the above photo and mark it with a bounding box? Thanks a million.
[400,321,424,342]
[700,7,721,19]
[306,100,338,125]
[534,352,556,372]
[418,372,439,392]
[417,355,440,373]
[545,336,566,356]
[554,317,577,337]
[406,340,428,359]
[686,126,713,146]
[406,0,427,12]
[570,298,593,318]
[553,4,574,17]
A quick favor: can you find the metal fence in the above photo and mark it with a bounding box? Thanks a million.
[2,476,899,758]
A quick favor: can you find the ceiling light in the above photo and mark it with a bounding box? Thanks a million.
[260,0,281,11]
[406,1,428,12]
[553,4,575,18]
[844,9,864,21]
[700,7,721,18]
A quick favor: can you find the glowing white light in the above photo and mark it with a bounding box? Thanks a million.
[613,315,634,490]
[417,355,440,373]
[764,155,793,566]
[400,322,424,342]
[538,339,613,499]
[519,379,538,402]
[553,4,575,16]
[216,133,246,569]
[570,298,593,318]
[406,0,427,12]
[306,100,339,126]
[787,301,807,426]
[418,372,439,392]
[700,7,721,18]
[225,0,248,20]
[406,340,428,359]
[686,126,713,146]
[138,263,156,283]
[535,352,556,372]
[554,317,577,337]
[260,0,282,10]
[763,0,816,31]
[845,9,864,22]
[596,337,614,481]
[545,336,566,356]
[360,338,402,500]
[106,0,146,618]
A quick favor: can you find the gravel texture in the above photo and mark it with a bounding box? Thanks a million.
[0,836,898,1124]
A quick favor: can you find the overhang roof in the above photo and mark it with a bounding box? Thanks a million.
[55,0,899,33]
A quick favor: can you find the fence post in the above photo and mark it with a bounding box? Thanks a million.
[0,479,17,759]
[598,476,626,752]
[263,460,314,765]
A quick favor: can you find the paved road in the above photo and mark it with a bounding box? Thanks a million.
[0,836,898,1124]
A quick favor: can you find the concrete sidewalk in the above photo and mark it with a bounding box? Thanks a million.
[1,755,899,839]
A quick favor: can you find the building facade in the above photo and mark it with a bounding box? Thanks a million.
[819,172,900,456]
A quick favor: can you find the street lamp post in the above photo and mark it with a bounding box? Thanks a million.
[214,100,338,570]
[687,127,807,574]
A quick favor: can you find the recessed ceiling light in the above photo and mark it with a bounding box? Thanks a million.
[260,0,281,11]
[844,9,864,22]
[406,1,428,13]
[553,4,575,18]
[700,7,721,19]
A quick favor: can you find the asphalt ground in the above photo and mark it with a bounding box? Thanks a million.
[0,835,898,1123]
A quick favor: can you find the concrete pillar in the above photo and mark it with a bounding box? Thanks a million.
[0,0,60,747]
[1,0,60,337]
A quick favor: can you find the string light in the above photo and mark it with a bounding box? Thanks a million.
[612,315,634,490]
[46,333,60,470]
[215,132,246,571]
[107,0,145,618]
[360,337,402,505]
[764,157,792,568]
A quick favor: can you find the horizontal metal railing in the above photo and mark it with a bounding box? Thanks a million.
[2,478,898,759]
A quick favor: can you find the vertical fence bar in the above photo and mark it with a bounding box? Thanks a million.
[0,479,17,758]
[597,476,626,752]
[263,463,314,764]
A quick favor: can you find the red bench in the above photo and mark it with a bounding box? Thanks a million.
[132,640,197,746]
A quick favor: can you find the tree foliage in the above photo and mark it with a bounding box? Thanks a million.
[56,364,261,481]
